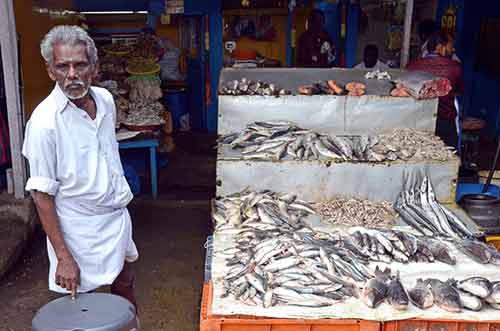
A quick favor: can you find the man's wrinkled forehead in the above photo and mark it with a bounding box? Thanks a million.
[51,42,89,64]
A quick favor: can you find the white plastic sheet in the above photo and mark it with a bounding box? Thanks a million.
[211,229,500,322]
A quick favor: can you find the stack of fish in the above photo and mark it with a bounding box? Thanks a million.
[363,274,500,312]
[361,267,409,309]
[214,190,500,312]
[219,121,454,163]
[213,190,458,265]
[218,228,363,308]
[394,171,475,239]
[313,198,396,228]
[219,78,291,96]
[395,171,500,265]
[212,189,315,232]
[346,227,456,265]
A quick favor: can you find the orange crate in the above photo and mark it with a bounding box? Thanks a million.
[383,319,500,331]
[200,282,381,331]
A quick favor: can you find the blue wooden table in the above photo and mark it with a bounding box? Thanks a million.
[119,138,159,199]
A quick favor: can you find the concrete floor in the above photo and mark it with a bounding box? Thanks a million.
[0,132,216,331]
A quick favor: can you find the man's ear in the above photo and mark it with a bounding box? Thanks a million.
[46,63,57,82]
[93,62,100,79]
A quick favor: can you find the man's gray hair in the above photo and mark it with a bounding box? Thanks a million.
[40,25,98,65]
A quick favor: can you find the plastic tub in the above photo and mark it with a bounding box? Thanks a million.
[455,183,500,202]
[163,88,188,129]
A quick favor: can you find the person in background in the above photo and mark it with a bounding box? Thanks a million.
[22,26,139,315]
[354,44,389,70]
[407,31,463,148]
[418,19,461,62]
[297,9,335,68]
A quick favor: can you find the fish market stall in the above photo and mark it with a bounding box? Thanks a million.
[218,68,439,135]
[203,67,500,329]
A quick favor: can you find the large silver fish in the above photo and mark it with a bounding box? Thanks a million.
[361,267,390,308]
[408,278,434,309]
[386,273,409,310]
[457,277,492,299]
[426,279,462,313]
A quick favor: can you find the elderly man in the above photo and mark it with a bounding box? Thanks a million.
[22,26,139,309]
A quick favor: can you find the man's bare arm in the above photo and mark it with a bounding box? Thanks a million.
[31,191,80,295]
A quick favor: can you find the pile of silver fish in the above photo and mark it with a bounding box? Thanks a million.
[212,190,315,232]
[218,121,454,163]
[213,190,458,265]
[395,171,500,265]
[361,267,408,309]
[394,171,475,240]
[213,189,500,312]
[346,226,457,265]
[313,198,396,228]
[219,78,291,96]
[218,228,362,308]
[363,274,500,312]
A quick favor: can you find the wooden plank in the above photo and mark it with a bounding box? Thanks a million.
[400,0,414,68]
[0,0,27,198]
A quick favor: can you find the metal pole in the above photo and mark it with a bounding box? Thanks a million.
[0,0,26,198]
[400,0,414,68]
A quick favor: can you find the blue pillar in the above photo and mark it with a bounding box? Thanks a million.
[207,0,222,132]
[345,4,359,68]
[315,1,339,64]
[147,0,165,29]
[286,9,293,67]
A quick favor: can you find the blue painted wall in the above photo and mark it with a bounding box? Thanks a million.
[185,0,222,133]
[437,0,500,136]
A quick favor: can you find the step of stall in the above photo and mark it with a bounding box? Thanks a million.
[218,68,438,136]
[217,147,459,204]
[200,282,381,331]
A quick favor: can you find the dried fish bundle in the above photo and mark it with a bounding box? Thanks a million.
[219,78,291,96]
[313,198,397,228]
[218,121,455,163]
[376,128,455,162]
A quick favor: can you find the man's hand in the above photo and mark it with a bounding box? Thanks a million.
[56,254,80,296]
[31,191,80,296]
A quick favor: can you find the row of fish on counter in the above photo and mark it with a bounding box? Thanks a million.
[218,121,455,163]
[213,188,500,311]
[218,73,391,97]
[363,268,500,312]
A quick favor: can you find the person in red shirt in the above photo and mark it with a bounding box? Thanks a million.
[296,10,336,68]
[407,31,463,148]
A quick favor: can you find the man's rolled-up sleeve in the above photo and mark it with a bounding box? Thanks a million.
[22,121,59,196]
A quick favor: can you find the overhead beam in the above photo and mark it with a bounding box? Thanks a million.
[0,0,27,198]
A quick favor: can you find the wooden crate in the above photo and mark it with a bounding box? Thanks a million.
[200,282,381,331]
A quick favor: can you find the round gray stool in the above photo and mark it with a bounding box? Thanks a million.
[32,293,139,331]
